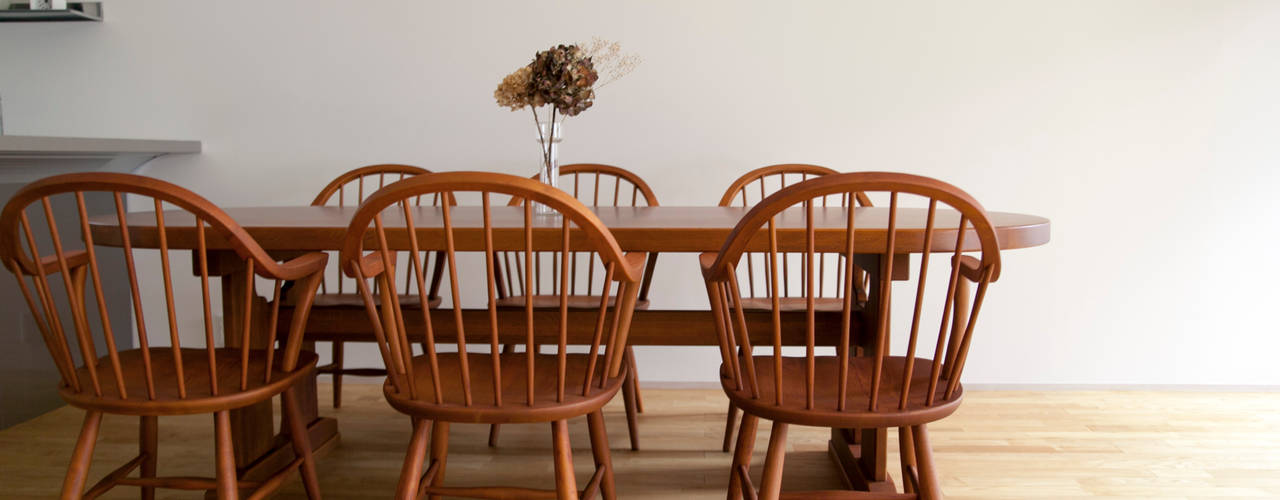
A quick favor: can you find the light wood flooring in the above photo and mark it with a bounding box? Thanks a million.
[2,383,1278,499]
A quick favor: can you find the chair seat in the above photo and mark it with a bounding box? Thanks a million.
[383,353,626,424]
[308,292,443,309]
[736,297,860,313]
[495,294,650,310]
[281,293,443,342]
[721,355,963,429]
[60,348,318,416]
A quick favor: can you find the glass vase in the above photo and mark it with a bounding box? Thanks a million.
[535,121,563,216]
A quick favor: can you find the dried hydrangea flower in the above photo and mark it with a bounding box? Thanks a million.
[528,44,599,117]
[494,66,533,111]
[582,37,640,89]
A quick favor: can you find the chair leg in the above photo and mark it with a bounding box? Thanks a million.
[587,411,617,500]
[487,423,502,448]
[620,367,640,451]
[551,420,580,500]
[911,424,942,500]
[722,402,740,452]
[757,421,789,500]
[898,426,917,495]
[332,341,344,409]
[427,421,449,500]
[140,415,157,500]
[726,413,758,500]
[214,410,239,500]
[396,419,431,500]
[60,411,102,500]
[487,344,518,448]
[626,347,644,413]
[284,388,322,499]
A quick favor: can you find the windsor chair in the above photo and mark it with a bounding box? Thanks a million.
[716,163,874,451]
[0,173,328,499]
[298,164,446,408]
[703,172,1001,499]
[488,163,658,450]
[339,171,647,500]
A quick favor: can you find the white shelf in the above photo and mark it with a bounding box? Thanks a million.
[0,2,103,22]
[0,135,201,157]
[0,135,201,182]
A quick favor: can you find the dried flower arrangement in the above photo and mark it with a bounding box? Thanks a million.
[495,38,640,183]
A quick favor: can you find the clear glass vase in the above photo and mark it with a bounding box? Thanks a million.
[535,121,563,216]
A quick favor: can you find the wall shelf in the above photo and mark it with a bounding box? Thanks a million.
[0,135,201,182]
[0,2,102,22]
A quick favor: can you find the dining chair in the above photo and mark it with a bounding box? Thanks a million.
[339,171,647,500]
[0,173,328,499]
[716,163,874,451]
[488,163,659,450]
[302,164,446,408]
[703,172,1001,499]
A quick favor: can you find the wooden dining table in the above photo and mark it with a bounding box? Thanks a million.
[91,204,1049,494]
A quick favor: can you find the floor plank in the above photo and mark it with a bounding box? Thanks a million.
[1,384,1277,499]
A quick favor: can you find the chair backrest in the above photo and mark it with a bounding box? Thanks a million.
[718,164,872,208]
[702,172,1001,413]
[0,173,326,401]
[720,164,873,301]
[312,164,445,299]
[498,163,659,301]
[340,171,646,406]
[312,164,434,207]
[549,163,659,209]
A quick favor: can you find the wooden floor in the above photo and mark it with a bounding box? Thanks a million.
[2,383,1279,499]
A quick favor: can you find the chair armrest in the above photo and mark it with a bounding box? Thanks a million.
[699,252,720,280]
[954,255,984,282]
[616,252,649,283]
[37,250,90,275]
[263,252,329,281]
[343,250,393,279]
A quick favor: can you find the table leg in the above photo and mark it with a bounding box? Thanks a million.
[825,254,895,492]
[828,428,895,492]
[297,340,320,423]
[944,277,972,379]
[220,270,275,467]
[827,255,966,493]
[216,257,338,486]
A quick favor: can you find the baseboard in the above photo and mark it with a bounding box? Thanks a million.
[963,383,1280,392]
[326,377,1280,392]
[637,382,1280,391]
[638,381,721,389]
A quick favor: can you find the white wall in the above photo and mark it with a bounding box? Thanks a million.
[3,0,1278,386]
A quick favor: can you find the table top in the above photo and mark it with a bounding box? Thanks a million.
[90,205,1050,253]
